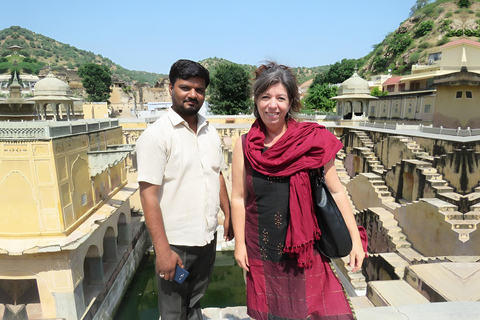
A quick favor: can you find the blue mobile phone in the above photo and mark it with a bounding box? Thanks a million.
[174,265,189,284]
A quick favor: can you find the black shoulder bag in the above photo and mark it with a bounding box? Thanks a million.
[310,167,352,259]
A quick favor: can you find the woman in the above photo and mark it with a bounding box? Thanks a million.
[231,62,365,320]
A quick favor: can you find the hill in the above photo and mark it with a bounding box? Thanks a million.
[360,0,480,78]
[199,57,329,86]
[0,26,165,85]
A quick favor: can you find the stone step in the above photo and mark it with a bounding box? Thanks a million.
[464,211,480,219]
[386,226,403,234]
[378,252,410,279]
[433,185,455,193]
[416,154,434,161]
[380,218,398,228]
[388,232,406,242]
[372,169,386,176]
[396,247,424,263]
[350,296,375,309]
[427,178,448,186]
[374,186,389,192]
[379,195,395,203]
[367,280,430,307]
[424,173,442,180]
[394,240,412,249]
[421,167,437,174]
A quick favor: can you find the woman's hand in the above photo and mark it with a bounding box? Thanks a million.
[235,242,250,272]
[349,238,366,272]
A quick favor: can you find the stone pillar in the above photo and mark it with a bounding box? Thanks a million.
[53,282,87,320]
[103,237,118,262]
[53,103,58,121]
[66,104,71,121]
[85,256,104,285]
[117,222,131,245]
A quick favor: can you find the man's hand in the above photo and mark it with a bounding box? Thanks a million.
[223,217,234,241]
[156,249,183,281]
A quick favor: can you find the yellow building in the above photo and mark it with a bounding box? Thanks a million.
[0,69,143,320]
[356,39,480,129]
[83,102,110,120]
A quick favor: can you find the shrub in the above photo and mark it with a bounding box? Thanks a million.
[458,0,471,8]
[441,19,452,32]
[418,42,431,49]
[415,20,435,38]
[386,33,413,56]
[409,52,421,64]
[445,12,453,18]
[423,4,435,16]
[436,37,450,46]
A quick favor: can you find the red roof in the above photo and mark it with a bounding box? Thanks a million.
[441,39,480,49]
[382,76,402,85]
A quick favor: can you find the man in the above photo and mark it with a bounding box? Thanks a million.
[136,59,233,320]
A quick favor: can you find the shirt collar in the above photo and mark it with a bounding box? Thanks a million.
[167,108,208,130]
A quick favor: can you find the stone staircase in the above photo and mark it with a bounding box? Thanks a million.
[352,130,374,148]
[398,136,432,161]
[359,173,397,208]
[354,147,386,176]
[420,165,456,197]
[368,207,412,250]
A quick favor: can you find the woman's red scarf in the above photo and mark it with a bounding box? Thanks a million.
[244,118,343,267]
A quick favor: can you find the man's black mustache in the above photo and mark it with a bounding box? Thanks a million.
[185,98,199,103]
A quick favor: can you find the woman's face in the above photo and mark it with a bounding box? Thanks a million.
[256,82,291,129]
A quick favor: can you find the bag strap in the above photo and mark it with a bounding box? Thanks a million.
[316,167,325,181]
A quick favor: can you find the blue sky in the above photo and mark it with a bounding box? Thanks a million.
[2,0,415,74]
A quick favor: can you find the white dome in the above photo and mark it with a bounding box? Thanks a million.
[337,72,370,96]
[34,72,72,96]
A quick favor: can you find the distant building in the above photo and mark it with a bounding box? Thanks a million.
[0,70,143,320]
[331,70,378,120]
[363,39,480,129]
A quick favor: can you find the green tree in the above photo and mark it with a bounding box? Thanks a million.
[458,0,471,8]
[208,63,251,115]
[304,83,338,112]
[312,59,357,86]
[78,63,112,103]
[409,0,431,17]
[386,33,413,57]
[370,87,389,97]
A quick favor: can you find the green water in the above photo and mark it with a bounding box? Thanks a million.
[113,251,246,320]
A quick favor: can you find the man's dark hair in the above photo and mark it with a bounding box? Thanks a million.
[169,59,210,88]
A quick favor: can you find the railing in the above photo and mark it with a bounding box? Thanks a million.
[0,119,120,140]
[359,121,480,137]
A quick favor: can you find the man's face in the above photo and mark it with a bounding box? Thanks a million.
[169,77,206,117]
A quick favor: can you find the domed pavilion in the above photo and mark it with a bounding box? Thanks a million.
[331,69,377,120]
[30,71,81,121]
